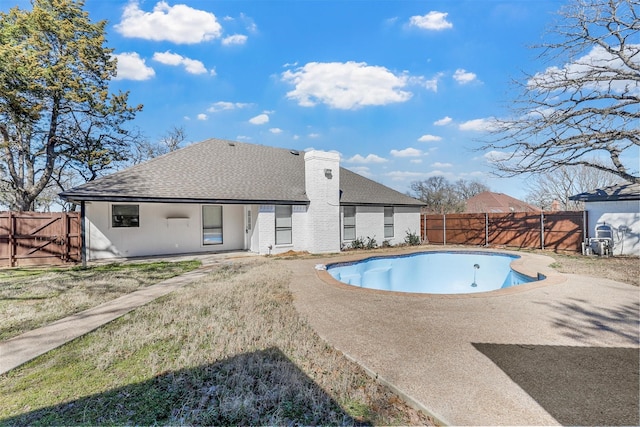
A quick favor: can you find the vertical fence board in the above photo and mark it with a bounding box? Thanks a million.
[421,211,584,252]
[0,211,81,267]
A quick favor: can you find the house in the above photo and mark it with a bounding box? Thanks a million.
[60,138,425,260]
[570,182,640,256]
[465,191,541,213]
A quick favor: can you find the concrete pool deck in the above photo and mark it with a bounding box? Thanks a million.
[286,247,640,426]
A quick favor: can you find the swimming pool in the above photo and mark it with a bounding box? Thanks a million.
[327,251,541,294]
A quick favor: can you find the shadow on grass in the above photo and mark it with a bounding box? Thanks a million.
[473,343,639,426]
[1,347,370,426]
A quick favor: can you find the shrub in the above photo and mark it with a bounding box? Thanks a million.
[364,236,377,250]
[404,230,421,246]
[350,237,365,250]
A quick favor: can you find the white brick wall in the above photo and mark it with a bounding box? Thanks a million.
[304,151,341,253]
[341,205,421,248]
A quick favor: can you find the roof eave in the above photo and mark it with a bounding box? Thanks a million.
[59,193,310,205]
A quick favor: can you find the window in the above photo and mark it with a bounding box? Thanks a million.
[384,206,394,238]
[275,205,292,245]
[112,205,139,228]
[343,206,356,240]
[202,205,223,245]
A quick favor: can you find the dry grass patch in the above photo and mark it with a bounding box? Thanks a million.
[0,261,201,341]
[546,253,640,287]
[0,260,434,426]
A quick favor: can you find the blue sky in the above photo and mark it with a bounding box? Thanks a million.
[16,0,570,198]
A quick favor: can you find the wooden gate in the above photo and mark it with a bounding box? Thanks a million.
[0,212,81,267]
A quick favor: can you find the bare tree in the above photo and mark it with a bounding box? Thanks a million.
[455,179,490,200]
[525,164,622,210]
[410,176,490,213]
[481,0,639,184]
[131,125,187,164]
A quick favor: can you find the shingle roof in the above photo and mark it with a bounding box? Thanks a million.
[569,182,640,202]
[465,191,541,213]
[60,138,424,207]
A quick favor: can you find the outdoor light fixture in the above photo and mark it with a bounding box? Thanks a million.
[324,168,332,178]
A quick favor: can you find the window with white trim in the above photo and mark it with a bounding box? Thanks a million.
[384,206,394,238]
[275,205,292,245]
[202,205,223,245]
[343,206,356,240]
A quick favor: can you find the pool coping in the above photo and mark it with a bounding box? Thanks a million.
[316,246,567,298]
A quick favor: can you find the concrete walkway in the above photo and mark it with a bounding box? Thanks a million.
[0,252,254,375]
[287,248,640,426]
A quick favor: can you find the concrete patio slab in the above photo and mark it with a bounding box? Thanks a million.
[286,247,640,426]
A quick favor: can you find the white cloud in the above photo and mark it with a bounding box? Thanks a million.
[484,150,513,162]
[239,13,258,33]
[418,134,442,142]
[249,113,269,125]
[282,61,412,109]
[431,162,452,168]
[453,68,477,84]
[347,166,373,177]
[113,52,155,80]
[115,1,222,44]
[197,113,208,120]
[409,11,453,31]
[386,171,430,181]
[433,116,452,126]
[207,101,251,112]
[152,51,208,74]
[410,159,423,164]
[346,154,388,164]
[222,34,248,46]
[409,73,442,92]
[390,147,422,157]
[308,133,320,138]
[459,118,497,132]
[528,44,640,94]
[269,128,283,134]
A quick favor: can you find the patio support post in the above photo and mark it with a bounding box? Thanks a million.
[80,201,86,269]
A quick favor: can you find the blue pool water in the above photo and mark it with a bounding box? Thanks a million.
[327,251,540,294]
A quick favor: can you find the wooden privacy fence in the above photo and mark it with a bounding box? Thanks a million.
[421,211,586,252]
[0,211,81,267]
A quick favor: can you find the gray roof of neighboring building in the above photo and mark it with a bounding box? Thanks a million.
[569,182,640,202]
[60,138,424,207]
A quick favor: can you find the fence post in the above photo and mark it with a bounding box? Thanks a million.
[484,213,487,247]
[540,212,545,250]
[443,214,446,245]
[8,211,16,267]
